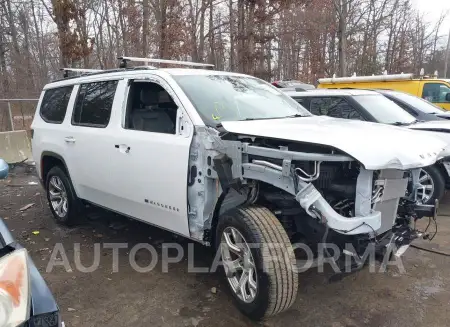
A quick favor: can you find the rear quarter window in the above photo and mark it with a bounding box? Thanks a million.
[39,86,73,123]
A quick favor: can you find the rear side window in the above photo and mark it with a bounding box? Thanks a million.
[40,86,73,123]
[72,80,118,127]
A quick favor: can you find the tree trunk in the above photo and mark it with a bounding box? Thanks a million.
[142,0,150,56]
[336,0,348,77]
[0,27,9,95]
[444,28,450,78]
[31,0,47,84]
[208,0,215,65]
[237,0,245,72]
[229,0,234,70]
[18,10,35,91]
[159,0,168,58]
[118,0,128,56]
[198,0,206,61]
[4,0,20,56]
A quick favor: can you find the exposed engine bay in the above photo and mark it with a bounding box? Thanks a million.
[241,138,435,255]
[187,128,438,266]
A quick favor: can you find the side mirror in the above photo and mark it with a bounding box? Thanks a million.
[0,159,9,179]
[446,93,450,102]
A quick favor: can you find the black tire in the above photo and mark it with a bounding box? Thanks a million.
[215,205,298,320]
[420,165,445,205]
[45,166,81,226]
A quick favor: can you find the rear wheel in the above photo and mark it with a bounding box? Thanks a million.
[45,166,81,226]
[417,165,445,204]
[216,205,298,320]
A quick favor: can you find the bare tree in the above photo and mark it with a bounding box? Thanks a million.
[0,0,448,98]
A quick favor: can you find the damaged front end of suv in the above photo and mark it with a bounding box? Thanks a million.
[190,122,442,244]
[176,73,447,320]
[185,118,447,319]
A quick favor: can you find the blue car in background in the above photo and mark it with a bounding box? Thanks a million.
[0,159,63,327]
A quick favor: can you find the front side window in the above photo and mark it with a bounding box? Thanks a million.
[309,97,364,120]
[72,80,118,127]
[173,75,311,126]
[353,94,416,124]
[40,86,73,123]
[124,81,177,134]
[422,83,450,103]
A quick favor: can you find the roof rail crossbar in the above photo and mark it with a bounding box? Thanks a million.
[61,68,103,78]
[118,56,214,69]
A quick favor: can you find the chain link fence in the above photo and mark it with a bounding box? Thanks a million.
[0,99,39,132]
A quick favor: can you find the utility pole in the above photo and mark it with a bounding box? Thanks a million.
[445,27,450,78]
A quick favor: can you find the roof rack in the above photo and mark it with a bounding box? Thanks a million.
[318,68,441,85]
[60,68,103,78]
[118,56,214,69]
[55,66,156,82]
[318,73,414,84]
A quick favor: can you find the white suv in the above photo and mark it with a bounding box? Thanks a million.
[32,58,446,319]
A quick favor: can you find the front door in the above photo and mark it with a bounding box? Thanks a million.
[107,78,193,237]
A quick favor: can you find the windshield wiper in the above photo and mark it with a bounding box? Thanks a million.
[235,114,307,122]
[392,119,422,126]
[391,121,412,126]
[238,117,280,121]
[280,114,307,119]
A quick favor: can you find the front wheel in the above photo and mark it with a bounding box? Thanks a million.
[417,165,445,204]
[215,205,298,320]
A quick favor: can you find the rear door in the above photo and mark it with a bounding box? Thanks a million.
[63,79,122,205]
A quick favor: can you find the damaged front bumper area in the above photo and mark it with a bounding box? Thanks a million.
[241,144,437,237]
[295,182,381,235]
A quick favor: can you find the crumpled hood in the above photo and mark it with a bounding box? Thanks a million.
[221,116,448,170]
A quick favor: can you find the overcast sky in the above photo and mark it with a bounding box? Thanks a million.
[412,0,450,37]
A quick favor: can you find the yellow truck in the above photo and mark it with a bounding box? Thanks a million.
[318,73,450,110]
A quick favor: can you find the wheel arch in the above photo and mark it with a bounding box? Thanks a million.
[209,190,229,246]
[208,187,252,246]
[435,161,450,187]
[208,182,260,246]
[40,152,72,189]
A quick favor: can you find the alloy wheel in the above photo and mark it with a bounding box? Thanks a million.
[417,169,435,203]
[220,227,258,303]
[48,176,69,218]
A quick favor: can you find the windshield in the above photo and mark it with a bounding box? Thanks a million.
[173,75,311,126]
[387,91,445,113]
[353,94,416,124]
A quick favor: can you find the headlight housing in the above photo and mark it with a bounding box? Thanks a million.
[0,248,30,327]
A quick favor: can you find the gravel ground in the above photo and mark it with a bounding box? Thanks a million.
[1,165,450,327]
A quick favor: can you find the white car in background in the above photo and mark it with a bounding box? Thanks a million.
[285,89,450,204]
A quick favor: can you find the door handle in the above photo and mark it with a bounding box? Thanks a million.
[115,144,131,154]
[64,136,76,143]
